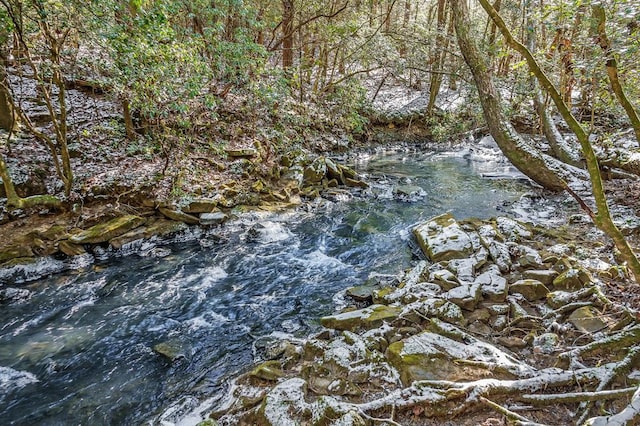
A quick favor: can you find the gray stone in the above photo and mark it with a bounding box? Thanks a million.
[475,265,507,302]
[345,286,376,302]
[413,213,474,262]
[447,258,476,283]
[430,269,460,290]
[444,282,482,311]
[488,240,512,273]
[393,185,424,199]
[200,212,228,226]
[385,330,530,385]
[517,245,543,268]
[496,217,532,241]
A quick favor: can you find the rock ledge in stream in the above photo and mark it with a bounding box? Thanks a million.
[69,215,146,244]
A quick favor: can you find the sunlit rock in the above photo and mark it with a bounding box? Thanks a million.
[320,305,401,332]
[569,306,609,333]
[158,207,200,225]
[413,213,474,262]
[386,330,529,385]
[522,269,558,286]
[552,267,592,290]
[510,279,550,301]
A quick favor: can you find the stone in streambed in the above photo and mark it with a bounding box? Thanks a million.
[320,305,401,332]
[496,217,532,241]
[0,245,34,263]
[475,265,507,301]
[443,282,482,311]
[303,157,327,184]
[200,212,228,226]
[153,339,189,362]
[413,213,473,262]
[393,185,424,199]
[430,269,460,290]
[70,215,145,244]
[345,285,377,302]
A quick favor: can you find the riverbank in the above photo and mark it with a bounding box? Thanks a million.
[209,213,640,426]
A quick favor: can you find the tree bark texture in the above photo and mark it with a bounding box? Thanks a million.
[450,0,566,192]
[476,0,640,281]
[282,0,294,69]
[593,5,640,143]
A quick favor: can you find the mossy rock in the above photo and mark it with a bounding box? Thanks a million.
[159,207,200,225]
[226,148,258,158]
[568,306,609,333]
[250,360,284,381]
[522,269,558,286]
[58,240,87,256]
[181,198,220,213]
[0,245,34,263]
[320,305,401,332]
[552,268,592,290]
[385,331,526,385]
[70,215,146,244]
[509,279,550,301]
[303,157,327,184]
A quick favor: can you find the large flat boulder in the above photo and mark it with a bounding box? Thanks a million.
[386,330,530,385]
[413,213,473,262]
[70,215,145,244]
[320,305,401,332]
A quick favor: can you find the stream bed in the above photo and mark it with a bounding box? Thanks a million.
[0,145,560,425]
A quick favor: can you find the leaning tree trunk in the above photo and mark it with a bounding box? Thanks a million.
[524,5,580,167]
[593,4,640,143]
[477,0,640,281]
[450,0,566,192]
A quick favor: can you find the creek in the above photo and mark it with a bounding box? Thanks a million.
[0,145,552,425]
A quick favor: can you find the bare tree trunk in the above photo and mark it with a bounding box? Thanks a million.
[524,4,579,166]
[0,26,17,132]
[593,5,640,142]
[477,0,640,282]
[282,0,294,70]
[426,0,447,115]
[450,0,566,192]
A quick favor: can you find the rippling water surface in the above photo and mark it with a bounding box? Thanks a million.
[0,147,536,424]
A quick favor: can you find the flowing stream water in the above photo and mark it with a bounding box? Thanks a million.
[0,145,554,425]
